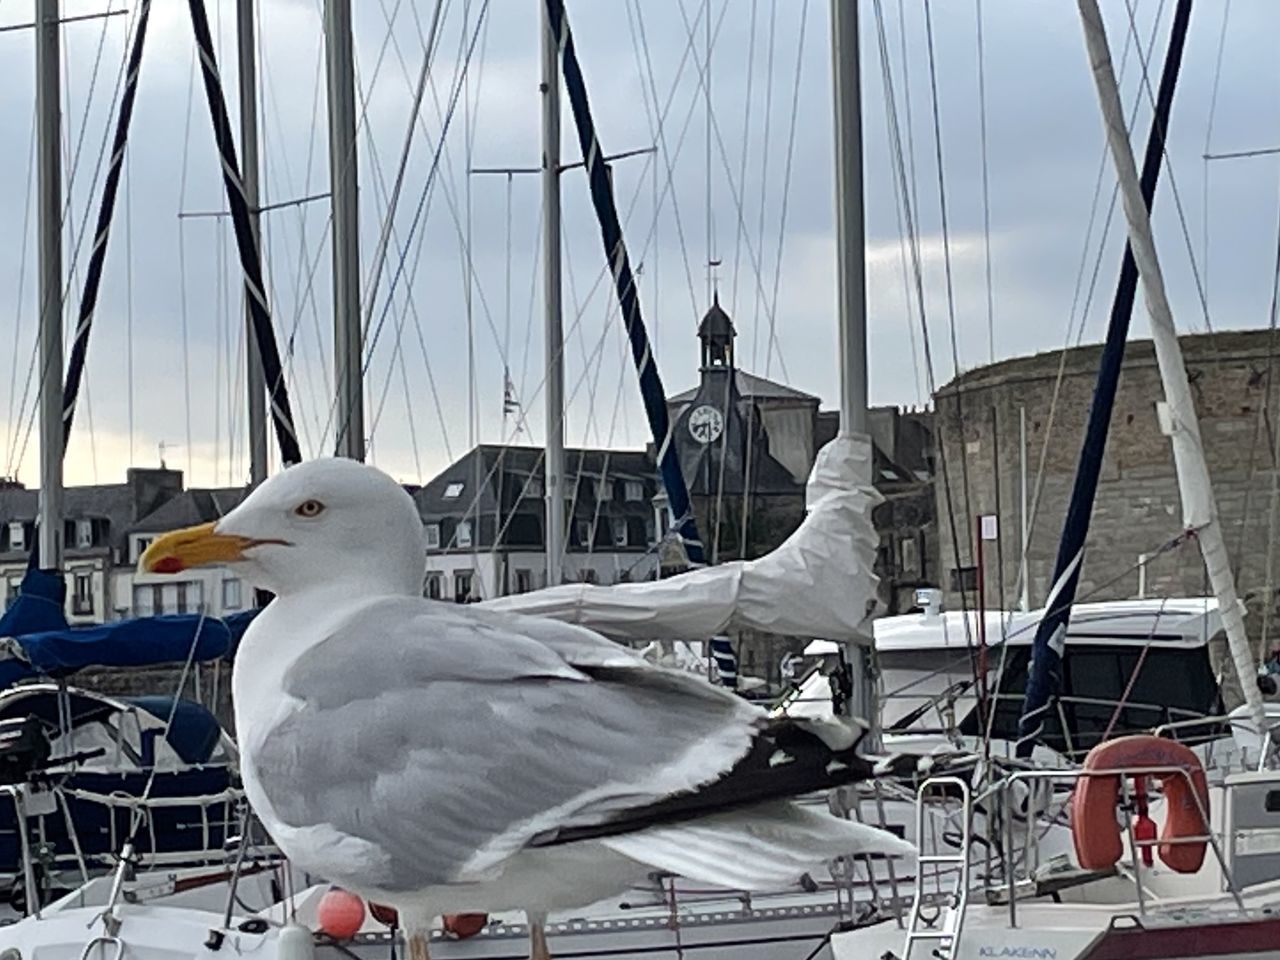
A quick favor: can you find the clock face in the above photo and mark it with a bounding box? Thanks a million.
[688,405,724,444]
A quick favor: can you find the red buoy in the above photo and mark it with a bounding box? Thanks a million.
[316,888,366,940]
[441,913,488,939]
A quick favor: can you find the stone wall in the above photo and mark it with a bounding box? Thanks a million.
[934,329,1280,697]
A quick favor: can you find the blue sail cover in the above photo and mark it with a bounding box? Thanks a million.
[0,569,68,637]
[0,568,233,687]
[0,616,231,688]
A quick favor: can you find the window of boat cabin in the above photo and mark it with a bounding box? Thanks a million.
[959,642,1224,757]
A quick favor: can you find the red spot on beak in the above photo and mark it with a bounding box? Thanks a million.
[151,556,185,574]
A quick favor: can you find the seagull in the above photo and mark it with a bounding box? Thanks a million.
[140,458,912,960]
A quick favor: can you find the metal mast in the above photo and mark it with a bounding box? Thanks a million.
[326,0,363,460]
[541,0,565,587]
[831,0,867,437]
[830,0,874,740]
[37,0,63,570]
[237,0,268,483]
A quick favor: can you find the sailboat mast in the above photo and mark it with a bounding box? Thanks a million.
[37,0,64,569]
[326,0,364,461]
[238,0,268,483]
[831,0,867,437]
[1076,0,1266,732]
[541,0,566,587]
[830,0,874,739]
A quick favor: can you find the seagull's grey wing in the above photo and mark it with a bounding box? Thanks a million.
[251,597,761,893]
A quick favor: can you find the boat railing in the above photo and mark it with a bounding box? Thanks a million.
[996,765,1241,928]
[1153,714,1280,773]
[0,774,247,917]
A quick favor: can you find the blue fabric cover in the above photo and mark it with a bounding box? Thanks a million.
[0,615,231,688]
[0,569,68,637]
[127,695,222,765]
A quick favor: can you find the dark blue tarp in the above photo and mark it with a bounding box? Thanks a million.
[0,569,68,637]
[0,568,234,688]
[0,616,231,688]
[128,695,222,765]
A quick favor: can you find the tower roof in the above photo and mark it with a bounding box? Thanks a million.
[697,293,735,344]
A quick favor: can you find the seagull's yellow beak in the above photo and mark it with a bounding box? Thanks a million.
[139,522,261,574]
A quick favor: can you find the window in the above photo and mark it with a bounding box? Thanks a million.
[425,523,441,549]
[132,536,154,563]
[454,570,474,603]
[173,581,203,615]
[8,522,24,551]
[456,520,472,548]
[900,536,921,577]
[71,572,93,616]
[524,476,543,498]
[132,584,154,616]
[424,572,443,600]
[152,584,165,615]
[963,645,1223,759]
[75,519,93,549]
[514,569,532,594]
[578,569,598,584]
[613,520,627,548]
[443,482,464,499]
[624,480,644,502]
[950,566,978,593]
[222,578,243,611]
[575,520,592,546]
[5,576,23,610]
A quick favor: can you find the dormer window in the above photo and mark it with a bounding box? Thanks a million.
[443,482,464,499]
[75,519,93,549]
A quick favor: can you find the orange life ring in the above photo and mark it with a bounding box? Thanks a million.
[1069,734,1209,874]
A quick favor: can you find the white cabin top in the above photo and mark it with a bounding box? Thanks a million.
[805,597,1223,655]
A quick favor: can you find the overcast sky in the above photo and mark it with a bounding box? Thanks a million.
[0,0,1277,489]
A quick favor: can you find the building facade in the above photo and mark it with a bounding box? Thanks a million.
[933,329,1280,680]
[418,445,661,601]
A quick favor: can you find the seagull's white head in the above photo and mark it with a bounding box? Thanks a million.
[139,458,427,598]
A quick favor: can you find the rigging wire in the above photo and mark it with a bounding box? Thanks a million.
[1005,3,1162,610]
[736,0,807,554]
[670,0,794,383]
[1201,1,1231,318]
[728,0,758,318]
[1120,0,1215,336]
[761,0,808,386]
[631,0,719,327]
[177,49,197,480]
[4,115,37,477]
[975,0,995,365]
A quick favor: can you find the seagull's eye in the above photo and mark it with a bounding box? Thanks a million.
[294,499,325,518]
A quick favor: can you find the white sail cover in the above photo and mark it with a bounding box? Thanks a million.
[479,434,881,645]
